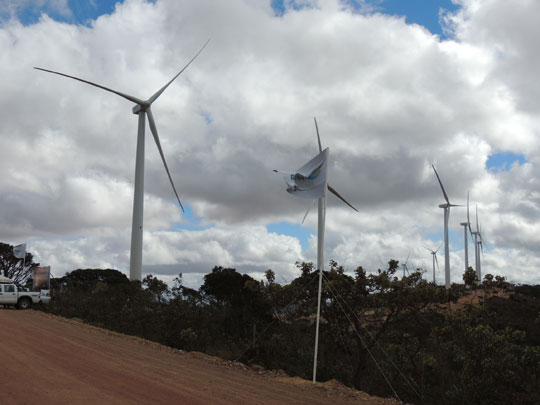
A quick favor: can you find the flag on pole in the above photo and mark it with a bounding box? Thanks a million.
[13,244,26,259]
[276,148,329,199]
[33,266,51,291]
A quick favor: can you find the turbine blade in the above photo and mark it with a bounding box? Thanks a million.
[314,117,322,153]
[146,108,184,212]
[435,254,439,270]
[405,251,410,265]
[432,164,450,205]
[302,199,317,224]
[476,204,479,232]
[148,39,210,105]
[327,184,358,212]
[435,244,442,253]
[34,67,145,105]
[422,246,432,253]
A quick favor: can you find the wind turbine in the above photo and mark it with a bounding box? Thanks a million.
[275,117,357,383]
[423,245,441,284]
[401,251,410,278]
[460,191,472,272]
[432,165,462,289]
[35,40,210,281]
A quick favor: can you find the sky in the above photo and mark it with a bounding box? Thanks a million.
[1,0,539,288]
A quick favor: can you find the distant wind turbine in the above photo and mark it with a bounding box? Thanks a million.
[432,164,462,289]
[401,251,410,278]
[35,40,210,281]
[423,245,441,284]
[275,117,357,384]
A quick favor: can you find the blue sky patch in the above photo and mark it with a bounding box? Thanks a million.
[267,221,314,250]
[374,0,459,37]
[271,0,460,37]
[8,0,124,26]
[201,111,213,124]
[486,152,526,172]
[171,204,214,231]
[271,0,286,16]
[271,0,314,16]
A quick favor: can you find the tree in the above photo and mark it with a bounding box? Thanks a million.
[463,267,478,288]
[482,273,495,289]
[200,266,272,340]
[264,269,275,285]
[143,274,170,304]
[0,242,39,285]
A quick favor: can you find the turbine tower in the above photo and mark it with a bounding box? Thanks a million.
[472,205,484,280]
[432,165,462,289]
[423,245,441,284]
[276,117,357,383]
[460,191,472,272]
[36,40,210,281]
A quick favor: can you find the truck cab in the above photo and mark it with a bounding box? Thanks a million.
[0,282,50,309]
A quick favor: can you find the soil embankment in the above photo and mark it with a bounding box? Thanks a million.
[1,309,397,404]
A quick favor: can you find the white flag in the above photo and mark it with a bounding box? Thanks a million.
[13,243,26,259]
[277,148,328,199]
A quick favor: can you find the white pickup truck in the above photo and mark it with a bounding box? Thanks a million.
[0,281,50,309]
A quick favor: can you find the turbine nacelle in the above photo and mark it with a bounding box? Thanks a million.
[439,203,462,208]
[132,102,151,115]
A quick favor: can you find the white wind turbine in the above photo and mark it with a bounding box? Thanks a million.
[401,251,410,278]
[423,245,441,284]
[460,191,472,273]
[432,165,462,289]
[35,40,210,281]
[276,117,357,383]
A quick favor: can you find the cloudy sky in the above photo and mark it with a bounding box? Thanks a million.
[1,0,539,287]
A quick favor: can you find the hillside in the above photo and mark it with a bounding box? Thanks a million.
[0,309,398,404]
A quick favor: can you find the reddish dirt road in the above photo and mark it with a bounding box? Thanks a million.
[1,309,398,404]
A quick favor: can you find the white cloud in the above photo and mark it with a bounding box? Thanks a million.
[1,0,540,286]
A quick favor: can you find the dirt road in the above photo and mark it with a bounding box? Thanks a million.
[0,309,398,404]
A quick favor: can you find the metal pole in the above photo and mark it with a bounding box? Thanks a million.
[477,242,482,281]
[22,254,26,287]
[313,150,328,384]
[462,224,468,271]
[473,233,479,280]
[444,207,450,289]
[432,254,436,284]
[129,112,146,281]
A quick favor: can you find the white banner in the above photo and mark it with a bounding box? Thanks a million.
[13,244,26,259]
[277,148,328,199]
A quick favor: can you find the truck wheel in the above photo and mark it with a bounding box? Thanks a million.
[17,298,32,310]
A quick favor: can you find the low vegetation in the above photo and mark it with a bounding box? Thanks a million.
[35,261,540,405]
